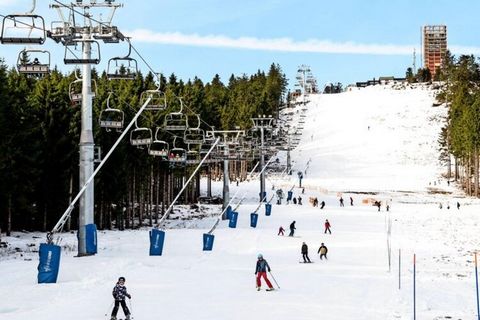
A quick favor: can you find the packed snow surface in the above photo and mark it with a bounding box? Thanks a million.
[2,84,479,320]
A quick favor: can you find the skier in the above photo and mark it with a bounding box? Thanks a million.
[302,187,305,194]
[301,242,312,263]
[324,219,331,234]
[111,277,131,320]
[313,197,318,207]
[318,243,328,260]
[457,202,460,210]
[289,221,296,237]
[293,197,297,205]
[439,202,443,209]
[278,226,285,236]
[320,200,325,209]
[339,197,344,207]
[255,254,274,291]
[350,196,354,206]
[298,196,302,205]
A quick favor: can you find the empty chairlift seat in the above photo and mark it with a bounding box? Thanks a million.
[1,14,46,44]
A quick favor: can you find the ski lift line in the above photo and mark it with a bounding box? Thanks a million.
[155,137,220,229]
[48,96,153,239]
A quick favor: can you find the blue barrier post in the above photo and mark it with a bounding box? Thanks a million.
[37,243,61,283]
[203,233,215,251]
[226,205,232,220]
[85,223,97,254]
[149,229,165,256]
[250,213,258,228]
[229,211,238,228]
[265,203,272,216]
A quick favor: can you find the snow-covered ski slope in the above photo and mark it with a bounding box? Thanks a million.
[2,84,480,320]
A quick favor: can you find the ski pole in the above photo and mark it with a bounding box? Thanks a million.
[268,271,280,289]
[104,301,114,317]
[128,299,134,318]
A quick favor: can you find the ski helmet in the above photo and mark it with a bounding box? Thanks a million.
[118,277,125,282]
[257,254,263,259]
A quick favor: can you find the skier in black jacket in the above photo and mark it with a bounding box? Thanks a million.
[111,277,131,320]
[301,242,311,263]
[289,221,296,237]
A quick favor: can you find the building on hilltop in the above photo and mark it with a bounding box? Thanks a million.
[422,25,447,77]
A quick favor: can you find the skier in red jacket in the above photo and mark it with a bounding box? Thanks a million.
[324,219,331,234]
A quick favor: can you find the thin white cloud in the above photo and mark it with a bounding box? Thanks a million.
[126,29,480,56]
[126,29,416,55]
[0,0,16,7]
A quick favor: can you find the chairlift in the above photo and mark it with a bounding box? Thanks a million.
[164,98,188,131]
[183,114,204,144]
[130,120,152,147]
[186,150,200,165]
[69,78,97,105]
[64,40,101,65]
[99,92,124,131]
[141,89,167,111]
[148,127,169,158]
[107,40,138,80]
[1,2,46,45]
[16,49,50,75]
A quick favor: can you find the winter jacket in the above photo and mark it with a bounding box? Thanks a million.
[318,245,328,255]
[112,283,131,301]
[325,221,330,228]
[301,244,308,254]
[289,222,296,230]
[255,259,271,274]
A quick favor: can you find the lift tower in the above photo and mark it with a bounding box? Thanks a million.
[252,115,273,202]
[50,0,124,256]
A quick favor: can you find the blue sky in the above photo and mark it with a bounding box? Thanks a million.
[1,0,480,89]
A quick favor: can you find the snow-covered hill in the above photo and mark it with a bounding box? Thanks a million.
[2,84,480,320]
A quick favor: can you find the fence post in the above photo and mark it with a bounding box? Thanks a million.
[475,252,479,320]
[413,253,416,320]
[399,249,401,290]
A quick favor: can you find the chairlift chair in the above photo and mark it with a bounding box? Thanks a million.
[149,140,169,158]
[130,123,152,147]
[64,40,101,65]
[1,14,46,44]
[148,127,169,158]
[184,128,205,145]
[69,78,97,105]
[16,49,50,75]
[99,93,124,131]
[141,90,167,111]
[186,150,200,165]
[164,113,188,131]
[107,40,137,80]
[168,148,187,163]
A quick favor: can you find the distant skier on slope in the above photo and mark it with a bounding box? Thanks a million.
[278,226,285,236]
[318,243,328,260]
[301,242,312,263]
[320,201,325,209]
[457,202,460,210]
[255,254,274,291]
[111,277,131,320]
[289,221,296,237]
[324,219,331,234]
[298,196,302,205]
[339,197,344,207]
[350,196,354,206]
[293,197,297,205]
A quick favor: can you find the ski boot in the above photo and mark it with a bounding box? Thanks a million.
[110,317,117,320]
[266,287,275,291]
[126,315,131,320]
[256,286,261,291]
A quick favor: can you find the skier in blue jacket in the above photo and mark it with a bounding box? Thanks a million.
[255,254,274,291]
[111,277,131,320]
